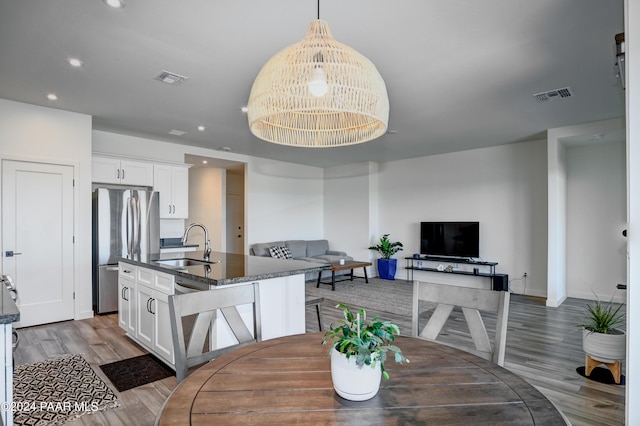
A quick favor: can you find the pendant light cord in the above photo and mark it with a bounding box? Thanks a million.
[317,0,320,19]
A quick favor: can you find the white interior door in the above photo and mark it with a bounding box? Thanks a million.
[2,160,74,328]
[226,194,244,254]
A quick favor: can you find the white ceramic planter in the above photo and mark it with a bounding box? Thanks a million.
[330,350,382,401]
[582,328,626,362]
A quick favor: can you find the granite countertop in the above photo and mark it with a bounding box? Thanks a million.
[0,282,20,324]
[120,250,330,287]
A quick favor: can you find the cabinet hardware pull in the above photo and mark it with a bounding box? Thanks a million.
[122,169,125,180]
[117,169,120,179]
[149,298,156,315]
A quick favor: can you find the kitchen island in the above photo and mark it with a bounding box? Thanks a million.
[118,251,328,368]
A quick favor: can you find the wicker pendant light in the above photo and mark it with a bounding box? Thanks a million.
[247,19,389,148]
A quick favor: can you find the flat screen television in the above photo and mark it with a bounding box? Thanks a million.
[420,222,479,258]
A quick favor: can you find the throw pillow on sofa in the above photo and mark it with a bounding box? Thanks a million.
[269,246,293,260]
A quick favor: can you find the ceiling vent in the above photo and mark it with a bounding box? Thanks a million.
[169,129,186,136]
[533,87,574,102]
[154,70,188,85]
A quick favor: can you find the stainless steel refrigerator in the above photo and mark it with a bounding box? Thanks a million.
[92,188,160,314]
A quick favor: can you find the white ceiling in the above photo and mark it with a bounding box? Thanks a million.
[0,0,625,167]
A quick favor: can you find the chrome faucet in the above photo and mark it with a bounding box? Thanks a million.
[181,223,211,261]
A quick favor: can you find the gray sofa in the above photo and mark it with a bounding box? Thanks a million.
[250,239,353,280]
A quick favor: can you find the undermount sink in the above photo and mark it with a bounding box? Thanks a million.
[154,258,219,268]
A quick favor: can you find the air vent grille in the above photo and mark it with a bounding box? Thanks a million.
[154,70,188,85]
[533,87,574,102]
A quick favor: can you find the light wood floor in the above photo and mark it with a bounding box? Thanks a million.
[13,290,625,425]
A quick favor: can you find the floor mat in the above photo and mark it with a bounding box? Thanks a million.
[99,354,175,392]
[13,354,119,426]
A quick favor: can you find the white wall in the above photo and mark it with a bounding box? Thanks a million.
[381,140,548,296]
[566,141,626,303]
[547,118,626,307]
[0,99,93,320]
[247,157,324,244]
[188,167,224,251]
[324,162,377,273]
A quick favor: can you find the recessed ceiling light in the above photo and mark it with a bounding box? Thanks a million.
[202,160,208,164]
[47,93,58,101]
[198,126,205,131]
[240,106,248,113]
[102,0,125,8]
[68,58,83,67]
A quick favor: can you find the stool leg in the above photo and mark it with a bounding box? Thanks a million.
[315,304,323,331]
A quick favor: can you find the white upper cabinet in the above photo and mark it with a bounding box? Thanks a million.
[92,155,154,186]
[154,164,190,218]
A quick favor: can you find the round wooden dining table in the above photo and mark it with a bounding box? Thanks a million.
[156,332,567,425]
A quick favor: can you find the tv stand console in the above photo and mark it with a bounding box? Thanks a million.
[405,256,508,291]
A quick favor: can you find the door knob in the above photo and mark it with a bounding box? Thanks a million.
[5,251,22,257]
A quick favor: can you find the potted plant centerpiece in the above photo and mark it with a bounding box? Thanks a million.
[322,303,409,401]
[368,234,403,280]
[579,294,625,363]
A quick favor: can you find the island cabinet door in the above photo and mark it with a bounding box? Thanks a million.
[136,284,154,349]
[153,291,174,364]
[118,276,136,337]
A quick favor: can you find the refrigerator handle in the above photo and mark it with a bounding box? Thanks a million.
[126,196,133,256]
[133,197,141,255]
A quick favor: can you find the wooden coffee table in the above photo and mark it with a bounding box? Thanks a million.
[316,260,372,291]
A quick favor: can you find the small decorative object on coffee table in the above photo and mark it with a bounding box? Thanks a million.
[316,260,372,291]
[322,303,408,401]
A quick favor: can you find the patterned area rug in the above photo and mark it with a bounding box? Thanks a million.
[305,277,414,316]
[13,354,119,426]
[99,354,175,392]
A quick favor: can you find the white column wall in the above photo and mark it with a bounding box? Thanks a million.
[625,0,639,421]
[0,99,93,320]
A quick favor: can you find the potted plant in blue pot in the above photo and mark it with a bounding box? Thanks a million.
[368,234,403,280]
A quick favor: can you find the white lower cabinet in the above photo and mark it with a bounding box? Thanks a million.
[119,262,175,367]
[118,273,137,338]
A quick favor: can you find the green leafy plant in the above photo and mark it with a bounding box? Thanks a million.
[579,295,625,334]
[322,303,409,379]
[368,234,403,260]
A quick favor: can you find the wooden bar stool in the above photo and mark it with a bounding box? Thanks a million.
[305,297,324,331]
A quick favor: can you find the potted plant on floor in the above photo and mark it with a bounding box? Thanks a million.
[322,303,409,401]
[579,294,625,363]
[368,234,403,280]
